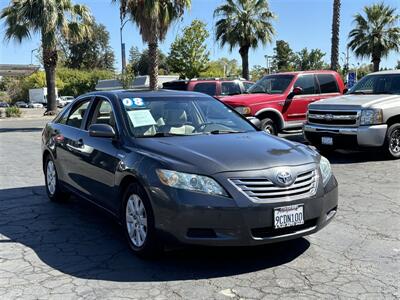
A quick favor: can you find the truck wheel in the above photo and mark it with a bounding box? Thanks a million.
[260,118,277,135]
[385,123,400,159]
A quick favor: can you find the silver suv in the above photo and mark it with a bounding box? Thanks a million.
[304,70,400,159]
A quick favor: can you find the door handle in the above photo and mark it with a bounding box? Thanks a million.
[67,139,84,152]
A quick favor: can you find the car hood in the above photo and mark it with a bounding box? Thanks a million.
[221,94,284,106]
[135,132,318,175]
[310,94,399,110]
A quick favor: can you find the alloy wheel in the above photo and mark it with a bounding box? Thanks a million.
[389,129,400,154]
[126,194,148,247]
[46,160,56,195]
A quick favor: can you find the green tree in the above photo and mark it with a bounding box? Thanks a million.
[1,0,93,114]
[200,58,241,78]
[294,48,326,70]
[250,65,267,81]
[116,0,191,90]
[396,61,400,69]
[330,0,341,71]
[127,47,169,76]
[348,3,400,72]
[214,0,275,80]
[272,40,295,72]
[167,20,210,79]
[62,22,115,70]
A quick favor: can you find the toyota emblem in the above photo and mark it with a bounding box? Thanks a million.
[275,168,295,186]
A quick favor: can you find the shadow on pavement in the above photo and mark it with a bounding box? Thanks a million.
[283,133,391,164]
[0,127,43,133]
[0,185,310,282]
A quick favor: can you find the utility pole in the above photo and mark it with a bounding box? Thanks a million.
[120,14,129,74]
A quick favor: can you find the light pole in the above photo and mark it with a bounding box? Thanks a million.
[264,55,273,74]
[31,48,39,65]
[120,15,129,73]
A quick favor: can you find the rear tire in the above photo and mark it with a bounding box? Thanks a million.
[260,118,277,135]
[384,123,400,159]
[44,155,69,202]
[122,183,163,258]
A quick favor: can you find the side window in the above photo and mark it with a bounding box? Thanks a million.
[193,83,217,96]
[221,82,241,96]
[88,98,116,130]
[294,75,317,95]
[317,74,339,93]
[65,100,90,128]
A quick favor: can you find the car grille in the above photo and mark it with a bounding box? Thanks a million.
[308,110,359,126]
[230,170,317,202]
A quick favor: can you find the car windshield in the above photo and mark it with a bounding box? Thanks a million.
[120,95,256,138]
[247,75,294,94]
[349,74,400,95]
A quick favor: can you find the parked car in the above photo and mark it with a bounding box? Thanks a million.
[0,102,10,108]
[220,71,345,135]
[162,78,254,99]
[28,102,44,108]
[42,90,338,256]
[14,101,29,108]
[304,70,400,159]
[57,96,75,108]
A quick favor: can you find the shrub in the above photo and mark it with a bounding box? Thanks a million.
[5,106,22,118]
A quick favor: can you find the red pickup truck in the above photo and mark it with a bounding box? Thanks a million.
[221,70,345,134]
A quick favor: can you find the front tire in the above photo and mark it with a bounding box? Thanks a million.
[385,123,400,159]
[122,183,162,257]
[260,118,277,135]
[44,155,69,202]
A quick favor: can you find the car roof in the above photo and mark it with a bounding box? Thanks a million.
[82,89,209,99]
[270,70,339,76]
[368,70,400,75]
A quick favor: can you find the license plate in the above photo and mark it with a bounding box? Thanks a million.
[274,205,304,229]
[321,136,333,145]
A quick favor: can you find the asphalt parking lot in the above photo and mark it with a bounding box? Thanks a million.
[0,118,399,299]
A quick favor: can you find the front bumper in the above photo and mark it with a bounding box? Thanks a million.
[304,123,387,147]
[149,173,338,247]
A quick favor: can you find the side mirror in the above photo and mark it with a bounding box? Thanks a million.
[343,88,348,94]
[247,117,261,129]
[287,86,303,100]
[89,124,116,138]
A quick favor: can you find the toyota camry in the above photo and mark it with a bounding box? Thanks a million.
[42,90,338,256]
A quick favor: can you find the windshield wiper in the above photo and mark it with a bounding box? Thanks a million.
[349,91,367,95]
[209,130,244,134]
[139,132,187,138]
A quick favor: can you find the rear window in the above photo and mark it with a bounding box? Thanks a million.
[221,82,241,96]
[317,74,339,93]
[163,81,188,91]
[193,82,217,96]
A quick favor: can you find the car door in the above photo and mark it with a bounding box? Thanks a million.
[73,96,122,212]
[283,74,319,124]
[53,97,93,194]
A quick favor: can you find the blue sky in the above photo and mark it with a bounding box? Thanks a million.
[0,0,399,71]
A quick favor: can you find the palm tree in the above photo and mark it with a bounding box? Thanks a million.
[214,0,275,80]
[330,0,341,71]
[348,3,400,72]
[116,0,191,90]
[1,0,93,114]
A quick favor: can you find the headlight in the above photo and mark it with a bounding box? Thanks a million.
[319,156,332,186]
[360,109,383,125]
[234,106,251,115]
[156,169,228,197]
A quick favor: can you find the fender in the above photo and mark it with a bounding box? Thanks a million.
[255,108,285,130]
